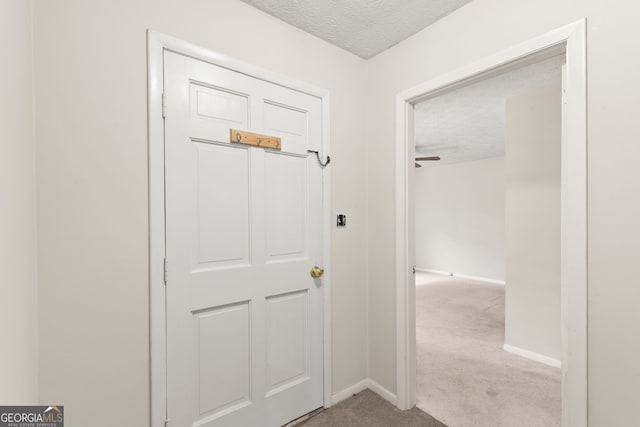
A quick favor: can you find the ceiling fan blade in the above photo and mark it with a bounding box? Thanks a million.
[415,156,441,161]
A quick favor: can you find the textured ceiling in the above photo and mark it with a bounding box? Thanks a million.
[240,0,473,59]
[415,56,564,166]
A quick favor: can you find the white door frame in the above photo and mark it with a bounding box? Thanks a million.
[147,31,333,427]
[395,20,588,426]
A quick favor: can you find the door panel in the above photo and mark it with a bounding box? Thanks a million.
[188,77,254,143]
[264,152,308,261]
[195,302,251,418]
[260,84,321,155]
[194,84,248,124]
[265,289,310,394]
[264,101,306,136]
[165,51,324,427]
[196,143,250,267]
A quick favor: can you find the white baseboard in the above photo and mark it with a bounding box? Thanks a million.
[331,378,397,406]
[415,268,505,285]
[366,378,397,405]
[503,344,562,368]
[415,267,449,275]
[331,379,369,405]
[454,273,505,285]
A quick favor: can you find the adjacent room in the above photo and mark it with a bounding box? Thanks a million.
[413,57,563,426]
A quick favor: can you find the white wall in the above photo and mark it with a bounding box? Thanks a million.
[366,0,640,423]
[0,0,38,404]
[505,81,561,361]
[33,0,368,425]
[415,157,505,281]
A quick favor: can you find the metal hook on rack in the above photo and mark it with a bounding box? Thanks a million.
[307,150,331,168]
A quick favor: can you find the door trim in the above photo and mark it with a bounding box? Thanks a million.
[394,20,588,426]
[147,30,333,427]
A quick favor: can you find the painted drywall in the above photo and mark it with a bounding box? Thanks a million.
[0,0,38,404]
[505,81,561,361]
[33,0,368,424]
[366,0,640,423]
[415,157,505,282]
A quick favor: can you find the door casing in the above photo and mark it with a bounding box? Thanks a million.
[394,20,587,426]
[147,30,333,427]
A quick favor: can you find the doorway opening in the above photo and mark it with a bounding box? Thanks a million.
[395,20,587,427]
[413,55,564,426]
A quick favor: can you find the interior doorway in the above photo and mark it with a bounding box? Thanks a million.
[412,57,564,426]
[394,21,587,427]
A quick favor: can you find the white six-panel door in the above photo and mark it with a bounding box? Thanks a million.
[164,51,324,427]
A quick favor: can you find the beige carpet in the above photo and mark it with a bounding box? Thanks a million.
[416,272,560,427]
[297,389,445,426]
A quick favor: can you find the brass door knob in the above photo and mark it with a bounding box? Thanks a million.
[310,266,324,278]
